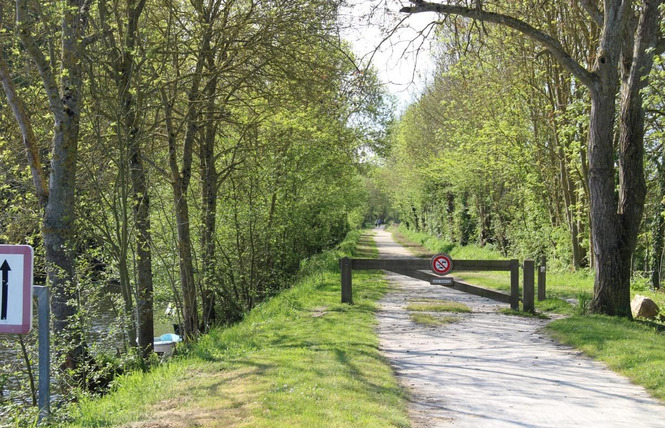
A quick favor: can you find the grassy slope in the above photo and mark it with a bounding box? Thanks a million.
[391,225,665,401]
[65,231,409,427]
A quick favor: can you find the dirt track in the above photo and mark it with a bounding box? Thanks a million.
[373,227,665,427]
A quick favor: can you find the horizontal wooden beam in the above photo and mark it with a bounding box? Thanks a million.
[390,268,511,304]
[349,258,515,272]
[390,267,437,282]
[451,280,512,304]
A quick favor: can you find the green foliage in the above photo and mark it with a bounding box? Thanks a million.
[576,292,592,315]
[409,313,460,327]
[0,0,390,418]
[378,10,602,269]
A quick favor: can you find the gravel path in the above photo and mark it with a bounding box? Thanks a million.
[373,227,665,427]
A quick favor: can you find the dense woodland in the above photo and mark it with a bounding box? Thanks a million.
[383,0,664,315]
[0,0,388,413]
[0,0,664,421]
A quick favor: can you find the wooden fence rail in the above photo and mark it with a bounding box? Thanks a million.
[340,257,545,313]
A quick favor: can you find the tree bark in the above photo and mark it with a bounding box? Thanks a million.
[199,78,218,331]
[0,55,49,207]
[652,157,665,289]
[123,0,154,359]
[13,0,89,365]
[163,78,200,339]
[99,0,154,357]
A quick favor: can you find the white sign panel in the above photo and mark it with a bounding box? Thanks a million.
[0,245,33,334]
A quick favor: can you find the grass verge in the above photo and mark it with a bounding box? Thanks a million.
[64,230,409,428]
[547,315,665,401]
[409,313,459,327]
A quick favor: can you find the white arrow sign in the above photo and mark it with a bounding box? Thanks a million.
[0,245,33,334]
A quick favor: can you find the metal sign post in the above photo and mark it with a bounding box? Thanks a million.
[33,286,50,421]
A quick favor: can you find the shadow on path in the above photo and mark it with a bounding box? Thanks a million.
[373,227,665,428]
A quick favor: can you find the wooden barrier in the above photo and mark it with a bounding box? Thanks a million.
[340,257,529,311]
[523,260,535,312]
[538,255,547,301]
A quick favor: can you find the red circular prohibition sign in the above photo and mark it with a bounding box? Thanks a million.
[430,253,453,275]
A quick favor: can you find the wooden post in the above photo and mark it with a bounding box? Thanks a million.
[340,257,352,304]
[523,260,535,313]
[538,256,546,301]
[510,259,519,310]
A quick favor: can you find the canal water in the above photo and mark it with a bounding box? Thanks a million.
[0,297,174,419]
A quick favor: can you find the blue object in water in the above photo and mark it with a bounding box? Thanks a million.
[155,333,181,343]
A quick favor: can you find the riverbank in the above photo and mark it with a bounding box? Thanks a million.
[63,230,410,427]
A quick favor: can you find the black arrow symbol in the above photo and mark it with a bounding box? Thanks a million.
[1,260,10,320]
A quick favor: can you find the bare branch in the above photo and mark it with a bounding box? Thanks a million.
[577,0,603,27]
[646,108,665,117]
[15,0,63,119]
[400,1,596,89]
[363,14,413,73]
[0,53,49,206]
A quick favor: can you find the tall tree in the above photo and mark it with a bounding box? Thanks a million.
[92,0,155,358]
[400,0,664,317]
[2,0,92,366]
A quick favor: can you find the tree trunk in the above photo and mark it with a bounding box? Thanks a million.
[123,19,154,360]
[173,184,199,338]
[459,191,472,246]
[589,0,660,316]
[587,86,632,316]
[100,0,154,358]
[14,0,88,366]
[163,78,200,339]
[117,256,137,348]
[199,100,218,331]
[130,147,154,356]
[559,143,587,269]
[0,56,48,206]
[651,158,665,290]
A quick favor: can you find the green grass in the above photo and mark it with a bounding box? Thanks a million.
[536,298,577,315]
[409,313,460,327]
[547,315,665,401]
[64,230,409,428]
[353,231,379,259]
[406,300,471,313]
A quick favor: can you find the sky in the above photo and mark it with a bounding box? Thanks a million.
[339,0,440,111]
